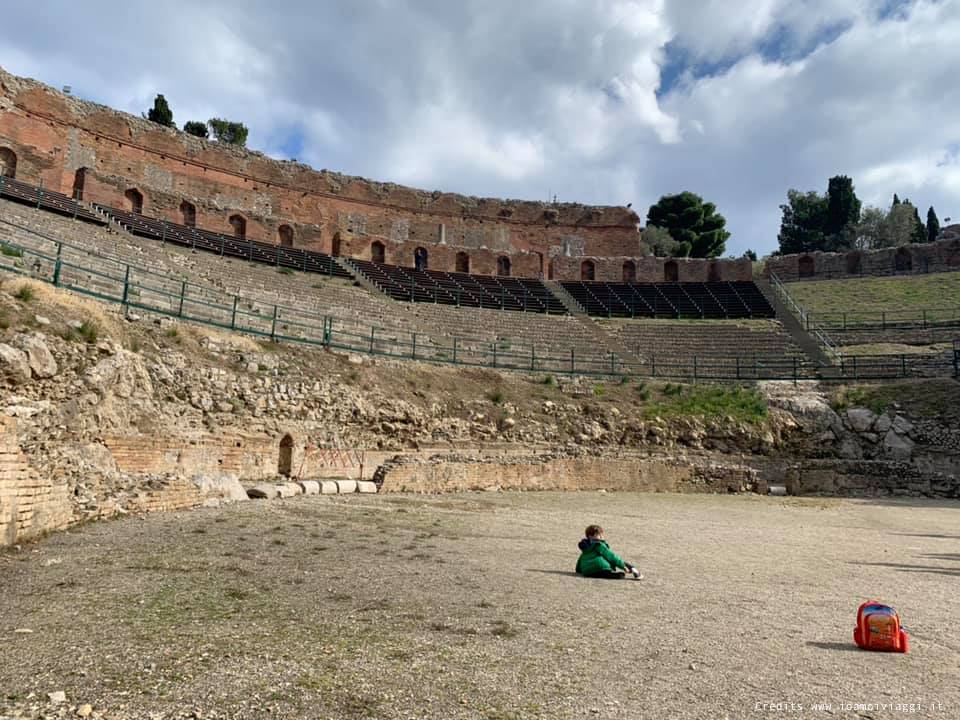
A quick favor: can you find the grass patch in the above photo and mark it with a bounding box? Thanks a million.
[1,245,22,258]
[277,267,295,275]
[788,272,960,323]
[831,380,960,419]
[644,384,768,424]
[487,389,505,405]
[13,285,33,302]
[592,383,606,396]
[541,374,555,386]
[79,321,98,344]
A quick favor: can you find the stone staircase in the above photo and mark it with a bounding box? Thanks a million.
[754,277,832,367]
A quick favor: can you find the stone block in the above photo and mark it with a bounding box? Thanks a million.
[883,430,915,461]
[299,480,320,495]
[247,484,279,500]
[276,482,302,498]
[336,479,358,494]
[874,414,892,434]
[320,481,339,495]
[357,481,378,494]
[846,408,877,433]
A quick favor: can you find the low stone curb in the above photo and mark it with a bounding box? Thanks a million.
[246,479,376,500]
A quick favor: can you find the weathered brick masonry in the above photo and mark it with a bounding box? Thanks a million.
[0,415,70,544]
[767,238,960,282]
[0,66,655,280]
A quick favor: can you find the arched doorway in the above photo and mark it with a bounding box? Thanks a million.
[180,201,196,228]
[414,247,428,271]
[279,225,294,247]
[455,251,470,273]
[535,252,544,278]
[581,260,595,281]
[846,251,861,275]
[371,240,385,263]
[229,214,246,240]
[125,188,144,214]
[894,247,912,273]
[0,148,16,178]
[623,260,636,283]
[331,232,342,257]
[707,261,721,282]
[72,168,87,200]
[497,256,512,277]
[547,259,555,280]
[278,434,293,478]
[798,255,815,278]
[664,260,679,282]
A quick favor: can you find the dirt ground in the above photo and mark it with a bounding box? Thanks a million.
[1,492,957,720]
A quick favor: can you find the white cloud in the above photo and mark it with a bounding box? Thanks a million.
[1,0,959,254]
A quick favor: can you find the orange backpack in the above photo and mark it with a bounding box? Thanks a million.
[854,601,909,653]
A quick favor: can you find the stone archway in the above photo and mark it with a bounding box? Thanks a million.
[623,260,636,283]
[664,260,679,282]
[331,232,342,257]
[894,247,912,273]
[455,251,470,273]
[846,251,861,275]
[371,240,385,263]
[497,256,512,277]
[279,225,294,247]
[798,255,815,278]
[180,200,197,228]
[0,148,16,178]
[125,188,144,214]
[229,214,246,240]
[581,260,595,281]
[414,247,428,271]
[278,434,294,478]
[71,168,87,200]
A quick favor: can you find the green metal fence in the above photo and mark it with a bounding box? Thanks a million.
[0,227,953,383]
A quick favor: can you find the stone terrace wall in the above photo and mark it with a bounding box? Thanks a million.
[0,415,70,544]
[551,255,752,282]
[767,238,960,282]
[0,66,640,279]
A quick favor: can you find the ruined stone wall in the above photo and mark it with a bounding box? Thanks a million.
[0,415,70,545]
[786,460,959,498]
[0,66,640,278]
[377,455,759,494]
[767,238,960,282]
[549,255,753,283]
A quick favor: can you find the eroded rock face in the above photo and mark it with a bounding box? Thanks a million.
[84,349,153,399]
[884,430,915,461]
[0,343,31,383]
[17,334,58,378]
[846,408,877,433]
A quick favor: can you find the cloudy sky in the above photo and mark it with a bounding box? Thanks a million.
[2,0,958,256]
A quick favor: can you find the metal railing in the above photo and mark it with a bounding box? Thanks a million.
[768,271,843,362]
[0,228,953,383]
[805,308,960,331]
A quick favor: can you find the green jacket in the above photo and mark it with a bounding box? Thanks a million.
[575,538,627,576]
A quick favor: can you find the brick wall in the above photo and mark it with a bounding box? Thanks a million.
[550,255,753,282]
[0,66,641,279]
[767,238,960,282]
[0,415,71,546]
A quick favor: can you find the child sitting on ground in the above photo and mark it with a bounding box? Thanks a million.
[576,524,642,580]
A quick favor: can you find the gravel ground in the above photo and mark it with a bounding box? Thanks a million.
[1,492,957,720]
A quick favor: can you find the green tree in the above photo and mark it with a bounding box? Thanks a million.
[645,192,730,258]
[743,249,757,261]
[910,206,926,244]
[208,118,249,147]
[892,194,901,206]
[824,175,862,239]
[880,201,921,247]
[926,206,940,244]
[639,225,680,256]
[146,94,175,128]
[777,190,827,254]
[852,206,887,250]
[184,121,209,139]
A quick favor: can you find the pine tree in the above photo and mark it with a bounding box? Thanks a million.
[926,206,940,244]
[184,121,209,139]
[892,194,901,206]
[646,192,730,258]
[911,206,927,244]
[146,94,175,128]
